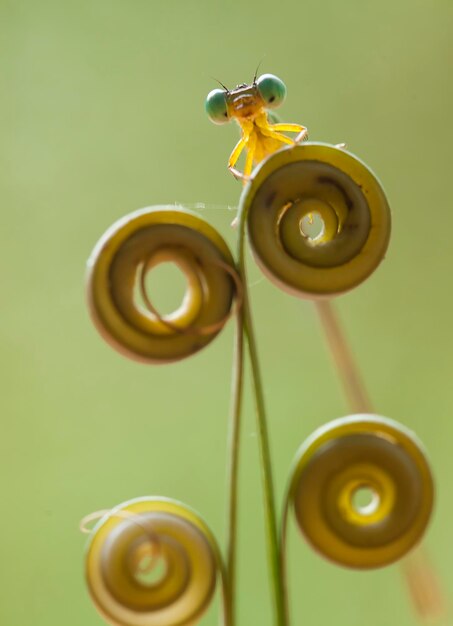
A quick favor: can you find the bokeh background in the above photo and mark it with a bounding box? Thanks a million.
[1,0,452,625]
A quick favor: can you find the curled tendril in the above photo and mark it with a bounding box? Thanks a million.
[287,415,434,569]
[86,206,238,363]
[138,254,243,337]
[241,143,391,298]
[84,497,224,626]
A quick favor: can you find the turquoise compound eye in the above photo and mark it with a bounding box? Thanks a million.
[205,89,229,125]
[256,74,287,109]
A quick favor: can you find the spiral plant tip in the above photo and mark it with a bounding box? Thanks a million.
[287,415,434,569]
[86,205,238,363]
[242,142,391,299]
[84,497,223,626]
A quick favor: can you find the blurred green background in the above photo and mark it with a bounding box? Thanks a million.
[1,0,452,624]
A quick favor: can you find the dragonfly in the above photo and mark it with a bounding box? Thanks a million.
[205,72,308,181]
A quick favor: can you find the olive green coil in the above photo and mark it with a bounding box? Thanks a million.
[85,498,222,626]
[86,206,237,363]
[288,415,434,569]
[241,143,391,298]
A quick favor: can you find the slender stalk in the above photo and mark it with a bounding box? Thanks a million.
[279,487,291,626]
[315,299,372,413]
[236,202,287,626]
[225,310,244,626]
[219,558,233,626]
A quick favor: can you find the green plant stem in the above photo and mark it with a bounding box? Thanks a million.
[279,489,291,626]
[236,203,287,626]
[225,310,244,626]
[219,557,233,626]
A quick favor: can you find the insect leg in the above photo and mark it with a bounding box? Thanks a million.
[268,124,308,144]
[259,127,295,146]
[295,128,309,143]
[268,123,307,136]
[228,135,249,179]
[243,133,257,179]
[230,134,257,228]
